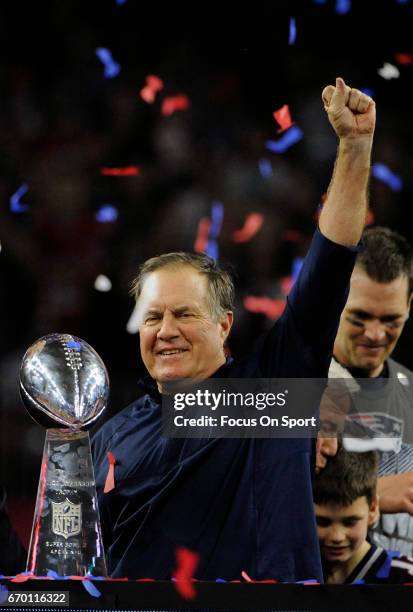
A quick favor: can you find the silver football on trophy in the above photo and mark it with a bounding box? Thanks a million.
[20,333,109,430]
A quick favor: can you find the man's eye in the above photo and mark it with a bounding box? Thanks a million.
[346,316,364,327]
[145,315,160,323]
[316,517,330,527]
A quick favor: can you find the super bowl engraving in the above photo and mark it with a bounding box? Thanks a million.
[20,334,108,577]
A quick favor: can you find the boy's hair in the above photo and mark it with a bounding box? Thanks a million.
[313,448,378,506]
[357,226,413,296]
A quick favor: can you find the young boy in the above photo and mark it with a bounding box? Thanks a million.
[313,448,413,584]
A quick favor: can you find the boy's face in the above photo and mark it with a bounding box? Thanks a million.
[315,495,378,564]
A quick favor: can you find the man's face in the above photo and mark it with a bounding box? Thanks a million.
[137,266,233,391]
[315,496,378,565]
[334,267,411,377]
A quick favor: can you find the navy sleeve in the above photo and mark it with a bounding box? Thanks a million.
[256,227,359,378]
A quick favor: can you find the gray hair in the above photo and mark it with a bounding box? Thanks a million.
[130,252,234,321]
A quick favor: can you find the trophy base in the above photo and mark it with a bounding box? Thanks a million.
[27,429,107,577]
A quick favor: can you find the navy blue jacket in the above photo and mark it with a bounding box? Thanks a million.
[92,228,358,581]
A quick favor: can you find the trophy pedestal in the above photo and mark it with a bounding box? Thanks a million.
[27,429,107,577]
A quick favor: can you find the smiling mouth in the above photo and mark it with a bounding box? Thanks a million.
[157,349,187,356]
[325,546,348,555]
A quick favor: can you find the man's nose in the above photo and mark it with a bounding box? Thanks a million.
[157,313,179,339]
[363,320,386,342]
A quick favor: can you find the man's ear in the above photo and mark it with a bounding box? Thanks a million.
[368,494,380,528]
[220,311,234,342]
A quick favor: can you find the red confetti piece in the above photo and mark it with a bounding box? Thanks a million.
[104,451,116,493]
[243,296,286,320]
[241,570,252,582]
[365,209,375,226]
[140,74,164,103]
[232,213,264,243]
[280,276,294,296]
[161,95,190,117]
[194,217,211,253]
[394,53,413,65]
[100,166,140,176]
[11,574,32,583]
[173,547,199,601]
[273,104,295,134]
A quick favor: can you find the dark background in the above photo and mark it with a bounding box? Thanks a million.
[1,0,413,547]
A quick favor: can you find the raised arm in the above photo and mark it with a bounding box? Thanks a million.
[319,77,376,246]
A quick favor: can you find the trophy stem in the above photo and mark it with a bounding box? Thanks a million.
[27,429,107,577]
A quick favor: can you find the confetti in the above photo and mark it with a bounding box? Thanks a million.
[335,0,352,14]
[94,274,112,292]
[273,104,295,134]
[116,0,127,4]
[288,17,296,45]
[0,586,8,604]
[95,48,121,79]
[243,296,286,320]
[361,87,375,97]
[241,570,253,582]
[173,547,199,601]
[266,126,303,153]
[394,52,413,65]
[82,580,102,598]
[67,341,81,351]
[161,95,190,117]
[140,75,164,104]
[10,183,29,213]
[95,204,119,223]
[100,166,140,176]
[258,158,273,178]
[126,303,140,334]
[206,239,219,260]
[372,162,403,192]
[313,0,327,3]
[210,201,224,239]
[194,217,211,253]
[104,451,116,493]
[377,62,400,79]
[232,213,264,243]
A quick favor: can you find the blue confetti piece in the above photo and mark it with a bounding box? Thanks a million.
[10,183,29,213]
[95,48,121,79]
[288,17,296,45]
[396,0,410,3]
[352,579,366,584]
[372,163,403,192]
[95,204,119,223]
[116,0,127,4]
[215,578,227,582]
[361,87,374,98]
[82,580,102,598]
[258,158,273,178]
[292,257,304,282]
[335,0,352,13]
[266,126,303,154]
[210,201,224,239]
[0,585,8,604]
[206,239,219,261]
[313,0,327,3]
[67,340,82,351]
